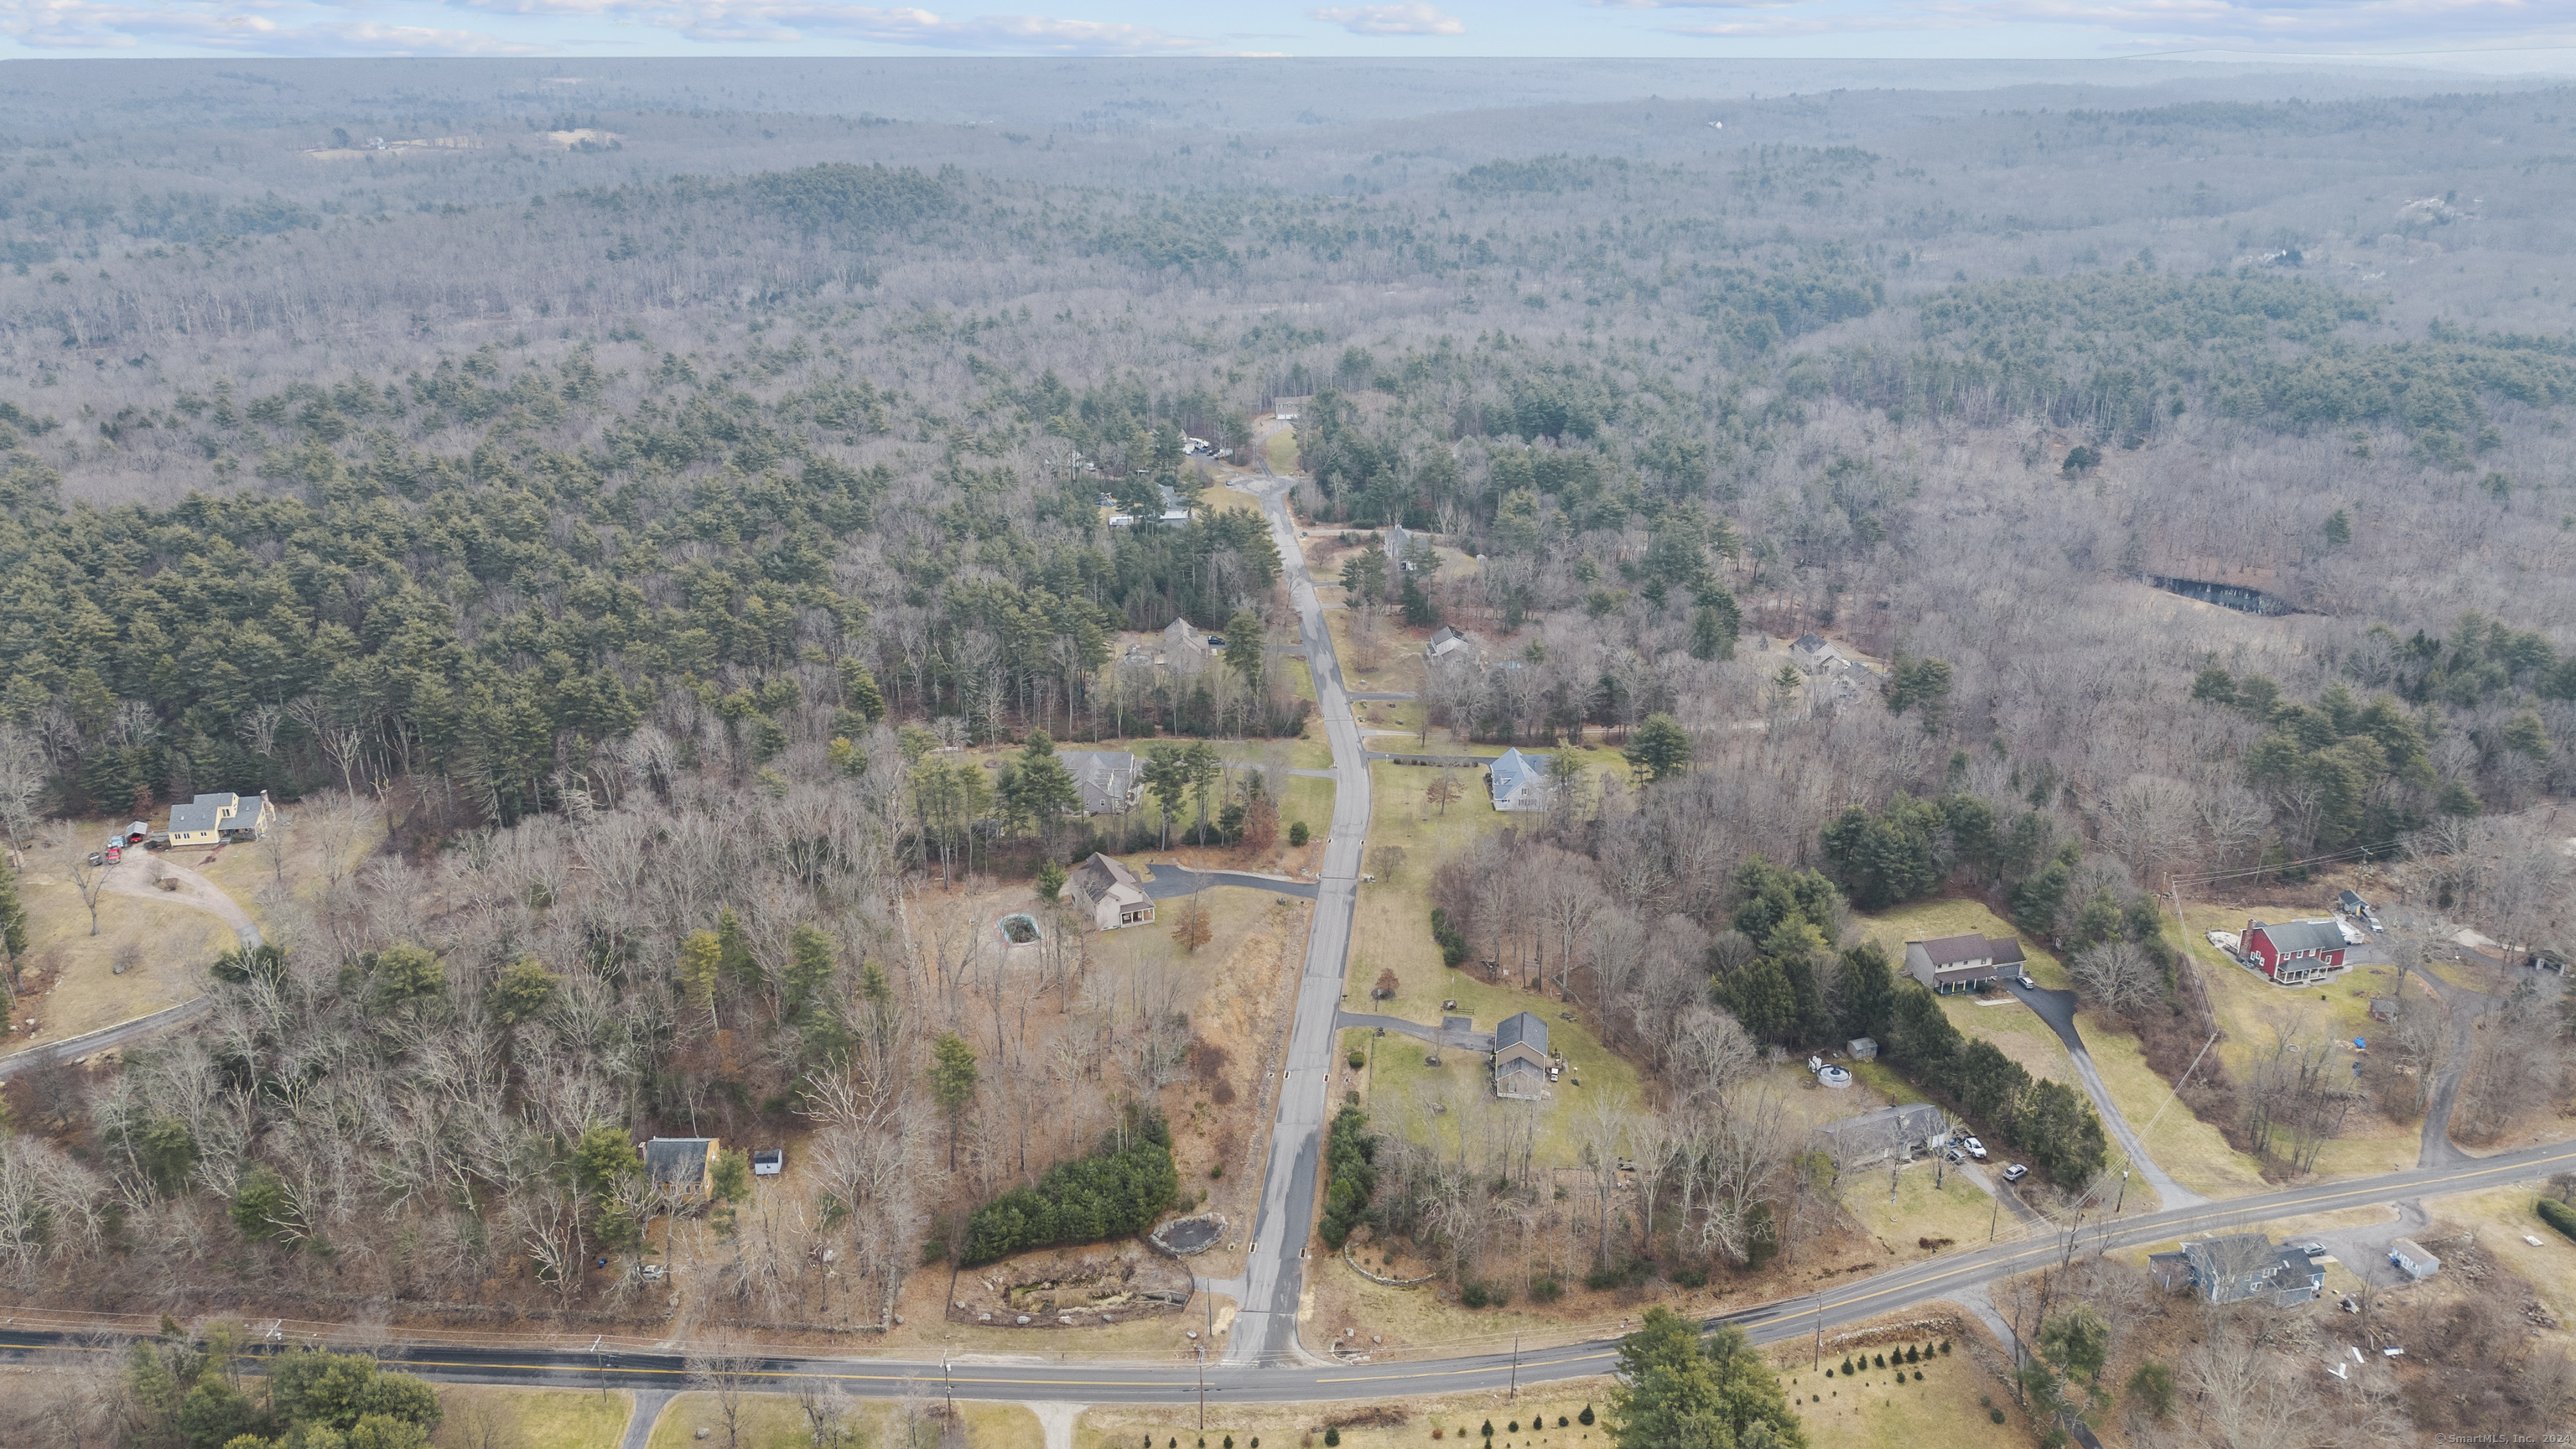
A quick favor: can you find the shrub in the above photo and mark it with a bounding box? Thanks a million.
[1670,1265,1709,1289]
[1461,1282,1489,1308]
[1507,1422,1519,1435]
[1317,1105,1377,1249]
[1555,1417,1568,1428]
[962,1112,1178,1263]
[1914,1370,1924,1380]
[2541,1196,2576,1243]
[2127,1361,2176,1420]
[1430,906,1469,967]
[1990,1408,2007,1425]
[1941,1339,1952,1354]
[1529,1276,1563,1303]
[1290,822,1311,847]
[1323,1434,1339,1449]
[1905,1344,1919,1363]
[1578,1405,1594,1426]
[1480,1422,1494,1439]
[1348,1050,1366,1069]
[1841,1358,1855,1374]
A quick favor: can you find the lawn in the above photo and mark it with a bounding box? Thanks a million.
[1076,1386,1617,1449]
[2,824,236,1057]
[2065,1008,2267,1200]
[647,1392,1040,1449]
[1850,900,2068,991]
[1283,774,1337,847]
[1327,610,1425,699]
[1837,1160,2015,1263]
[1768,1334,2039,1449]
[2177,901,2421,1177]
[439,1385,631,1449]
[1264,426,1298,474]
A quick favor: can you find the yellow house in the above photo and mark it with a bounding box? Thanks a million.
[166,791,275,848]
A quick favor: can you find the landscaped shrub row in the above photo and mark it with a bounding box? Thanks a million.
[963,1113,1179,1264]
[2540,1196,2576,1243]
[1318,1104,1376,1249]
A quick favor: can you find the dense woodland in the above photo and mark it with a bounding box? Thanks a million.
[3,58,2576,1448]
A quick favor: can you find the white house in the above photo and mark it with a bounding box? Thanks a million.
[1067,853,1156,931]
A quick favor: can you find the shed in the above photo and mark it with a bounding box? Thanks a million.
[2388,1238,2439,1280]
[1846,1036,1878,1062]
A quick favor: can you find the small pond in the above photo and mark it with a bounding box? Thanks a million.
[999,913,1045,945]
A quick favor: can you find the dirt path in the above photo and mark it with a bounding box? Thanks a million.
[100,854,262,949]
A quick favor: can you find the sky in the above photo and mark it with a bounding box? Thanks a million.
[3,0,2574,65]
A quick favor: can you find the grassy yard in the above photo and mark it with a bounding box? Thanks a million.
[2065,1008,2267,1199]
[2176,902,2421,1177]
[1768,1337,2038,1449]
[1837,1160,2014,1263]
[1849,900,2069,991]
[647,1392,1039,1449]
[439,1385,631,1449]
[1264,426,1297,473]
[1077,1386,1615,1449]
[3,826,236,1057]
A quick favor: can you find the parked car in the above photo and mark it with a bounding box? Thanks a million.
[2017,973,2037,990]
[1943,1145,1966,1164]
[751,1149,784,1177]
[2289,1240,2326,1257]
[2001,1163,2028,1183]
[1961,1136,1987,1160]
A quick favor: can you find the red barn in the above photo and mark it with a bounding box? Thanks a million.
[2242,918,2348,984]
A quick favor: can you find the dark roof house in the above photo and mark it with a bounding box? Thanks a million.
[1493,1011,1551,1099]
[2172,1234,2324,1306]
[1816,1102,1946,1168]
[1903,932,2025,994]
[644,1136,720,1197]
[1058,750,1144,816]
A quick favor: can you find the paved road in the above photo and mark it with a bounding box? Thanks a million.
[10,1135,2568,1405]
[1226,478,1372,1367]
[1999,977,2202,1209]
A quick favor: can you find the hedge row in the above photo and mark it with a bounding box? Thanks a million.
[963,1114,1179,1265]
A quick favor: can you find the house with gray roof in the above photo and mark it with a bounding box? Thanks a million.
[643,1137,720,1198]
[1058,750,1144,817]
[1904,932,2025,995]
[1815,1102,1946,1170]
[1067,852,1155,931]
[2148,1234,2324,1306]
[1488,748,1551,813]
[166,791,275,848]
[1493,1011,1550,1099]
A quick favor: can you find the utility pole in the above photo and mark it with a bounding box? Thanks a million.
[1812,1291,1823,1370]
[2116,1168,2130,1214]
[1509,1332,1519,1401]
[943,1353,953,1419]
[1990,1188,2001,1243]
[1199,1290,1213,1431]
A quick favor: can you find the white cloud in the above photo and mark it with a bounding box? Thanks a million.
[1310,2,1465,36]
